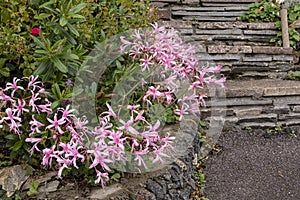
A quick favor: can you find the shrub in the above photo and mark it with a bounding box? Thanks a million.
[0,0,158,85]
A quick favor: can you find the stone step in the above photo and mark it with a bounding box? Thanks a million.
[201,3,255,7]
[196,22,276,30]
[173,11,246,17]
[183,16,238,22]
[225,79,300,98]
[172,6,250,11]
[207,45,293,55]
[200,0,259,2]
[195,29,243,35]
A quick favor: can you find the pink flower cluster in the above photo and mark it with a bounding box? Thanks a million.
[120,23,226,121]
[0,76,50,135]
[0,76,175,188]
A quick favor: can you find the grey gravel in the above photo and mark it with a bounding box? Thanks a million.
[203,128,300,200]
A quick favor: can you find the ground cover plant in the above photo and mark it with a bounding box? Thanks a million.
[0,0,226,199]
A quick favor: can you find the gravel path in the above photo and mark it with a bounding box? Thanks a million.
[203,128,300,200]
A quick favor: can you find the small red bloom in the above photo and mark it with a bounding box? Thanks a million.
[30,27,40,36]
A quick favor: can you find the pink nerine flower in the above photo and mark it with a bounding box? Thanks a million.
[3,108,21,134]
[29,115,45,136]
[46,113,66,134]
[4,77,24,97]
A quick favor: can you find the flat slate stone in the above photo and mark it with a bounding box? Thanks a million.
[224,6,251,11]
[172,11,245,17]
[171,6,225,11]
[244,30,278,35]
[225,79,300,98]
[201,0,259,2]
[208,45,252,54]
[248,22,277,30]
[206,97,273,107]
[158,20,192,29]
[238,113,278,123]
[272,55,294,61]
[232,62,269,67]
[196,21,249,29]
[199,54,241,61]
[235,108,263,118]
[184,16,238,22]
[212,35,271,43]
[202,3,252,6]
[243,55,273,62]
[252,46,293,55]
[196,29,242,35]
[274,96,300,105]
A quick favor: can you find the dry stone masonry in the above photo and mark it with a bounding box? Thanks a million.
[154,0,298,80]
[153,0,300,130]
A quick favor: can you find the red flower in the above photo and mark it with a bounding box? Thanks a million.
[30,27,40,36]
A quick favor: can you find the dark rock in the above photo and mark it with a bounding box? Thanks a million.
[168,189,180,199]
[180,187,191,200]
[146,179,165,200]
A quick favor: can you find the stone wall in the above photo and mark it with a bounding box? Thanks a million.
[153,0,299,79]
[202,79,300,129]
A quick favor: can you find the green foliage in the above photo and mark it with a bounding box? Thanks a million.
[288,70,300,80]
[241,1,300,50]
[270,21,300,49]
[240,0,280,22]
[0,0,158,85]
[192,156,209,200]
[27,181,40,196]
[89,0,158,40]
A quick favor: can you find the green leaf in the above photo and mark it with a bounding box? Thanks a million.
[111,173,121,181]
[13,140,23,151]
[270,37,276,43]
[293,34,300,41]
[67,23,79,37]
[33,61,50,75]
[52,57,68,73]
[292,71,300,78]
[116,60,123,70]
[52,83,62,99]
[31,35,47,50]
[0,58,7,68]
[199,120,206,127]
[23,68,32,77]
[59,17,68,27]
[34,13,51,20]
[51,38,66,51]
[69,3,86,14]
[51,100,60,109]
[35,49,49,55]
[5,134,19,140]
[0,67,10,77]
[27,181,40,196]
[69,14,85,19]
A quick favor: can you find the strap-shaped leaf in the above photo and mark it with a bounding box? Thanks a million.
[52,57,68,73]
[30,35,47,50]
[67,23,79,37]
[69,3,86,14]
[59,16,68,27]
